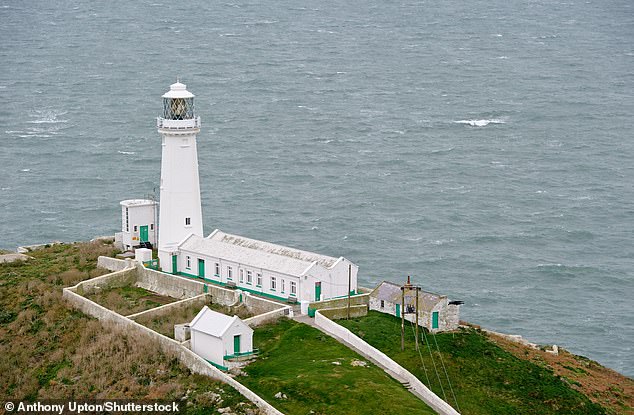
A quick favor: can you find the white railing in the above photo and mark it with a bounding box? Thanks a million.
[157,116,201,130]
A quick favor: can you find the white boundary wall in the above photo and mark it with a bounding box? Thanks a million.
[314,310,460,415]
[63,284,283,415]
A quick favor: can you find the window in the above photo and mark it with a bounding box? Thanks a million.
[380,300,384,308]
[227,266,233,280]
[281,279,285,293]
[256,273,262,287]
[150,223,154,230]
[246,270,252,284]
[215,263,220,276]
[239,269,244,283]
[134,225,138,232]
[185,217,191,226]
[186,256,191,269]
[270,276,277,291]
[290,281,297,296]
[125,207,129,232]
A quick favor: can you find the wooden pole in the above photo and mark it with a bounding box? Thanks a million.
[347,264,351,320]
[415,287,420,351]
[401,286,405,351]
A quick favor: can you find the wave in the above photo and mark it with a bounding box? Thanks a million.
[454,118,506,127]
[118,150,136,155]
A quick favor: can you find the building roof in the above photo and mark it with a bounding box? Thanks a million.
[162,81,195,99]
[120,199,157,207]
[189,306,246,337]
[179,230,340,276]
[371,281,445,312]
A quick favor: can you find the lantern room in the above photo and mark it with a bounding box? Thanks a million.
[162,81,194,120]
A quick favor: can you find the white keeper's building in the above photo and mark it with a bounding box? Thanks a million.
[123,80,359,304]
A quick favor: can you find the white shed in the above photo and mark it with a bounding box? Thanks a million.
[189,306,254,368]
[120,199,158,251]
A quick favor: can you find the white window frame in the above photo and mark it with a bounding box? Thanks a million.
[270,276,277,291]
[215,263,220,277]
[256,273,262,287]
[228,266,233,280]
[186,256,191,270]
[246,270,252,285]
[290,281,297,296]
[281,279,285,293]
[185,217,191,226]
[239,269,244,283]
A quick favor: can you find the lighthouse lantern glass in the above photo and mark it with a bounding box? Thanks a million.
[163,97,194,120]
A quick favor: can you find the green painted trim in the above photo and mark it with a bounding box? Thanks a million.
[432,311,439,329]
[205,359,228,371]
[223,348,259,360]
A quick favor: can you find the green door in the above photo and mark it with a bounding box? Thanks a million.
[432,311,439,329]
[395,303,401,318]
[139,225,149,242]
[233,335,241,355]
[198,259,205,279]
[171,255,178,274]
[315,282,321,301]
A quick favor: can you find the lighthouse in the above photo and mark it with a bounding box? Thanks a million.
[157,80,203,273]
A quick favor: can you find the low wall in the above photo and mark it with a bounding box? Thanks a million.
[127,293,211,320]
[73,268,137,296]
[309,293,369,311]
[243,292,289,315]
[314,310,460,415]
[318,305,367,320]
[63,284,283,415]
[244,307,292,328]
[97,256,133,272]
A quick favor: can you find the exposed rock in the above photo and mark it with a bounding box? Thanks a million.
[331,361,341,365]
[351,360,368,367]
[274,392,288,400]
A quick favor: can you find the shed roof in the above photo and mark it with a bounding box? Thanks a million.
[371,281,445,312]
[120,199,157,207]
[179,230,340,276]
[190,306,243,338]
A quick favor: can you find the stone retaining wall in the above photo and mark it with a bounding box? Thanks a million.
[97,256,133,272]
[317,305,367,320]
[314,310,460,415]
[308,293,369,311]
[73,268,137,296]
[127,293,211,320]
[244,307,293,328]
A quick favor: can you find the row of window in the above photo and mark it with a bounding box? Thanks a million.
[185,256,297,295]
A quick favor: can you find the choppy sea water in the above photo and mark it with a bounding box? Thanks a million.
[0,0,632,376]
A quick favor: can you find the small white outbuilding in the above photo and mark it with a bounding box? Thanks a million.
[119,199,158,251]
[189,306,254,368]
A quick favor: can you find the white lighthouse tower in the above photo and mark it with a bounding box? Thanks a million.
[157,80,203,273]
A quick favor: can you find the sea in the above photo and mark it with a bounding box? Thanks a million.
[0,0,632,377]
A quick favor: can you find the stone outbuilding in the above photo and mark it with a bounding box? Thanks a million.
[189,305,254,369]
[369,281,461,332]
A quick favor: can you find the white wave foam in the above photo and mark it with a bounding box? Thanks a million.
[454,118,506,127]
[118,150,136,155]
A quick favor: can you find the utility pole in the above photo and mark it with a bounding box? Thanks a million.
[401,276,422,351]
[347,264,351,320]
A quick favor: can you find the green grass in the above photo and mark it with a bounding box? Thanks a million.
[338,311,607,415]
[238,318,436,415]
[0,241,258,414]
[84,285,177,316]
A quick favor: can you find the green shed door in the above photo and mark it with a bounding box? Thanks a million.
[395,303,400,318]
[139,225,149,242]
[171,255,178,274]
[233,335,241,355]
[315,282,321,301]
[198,259,205,279]
[432,311,439,329]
